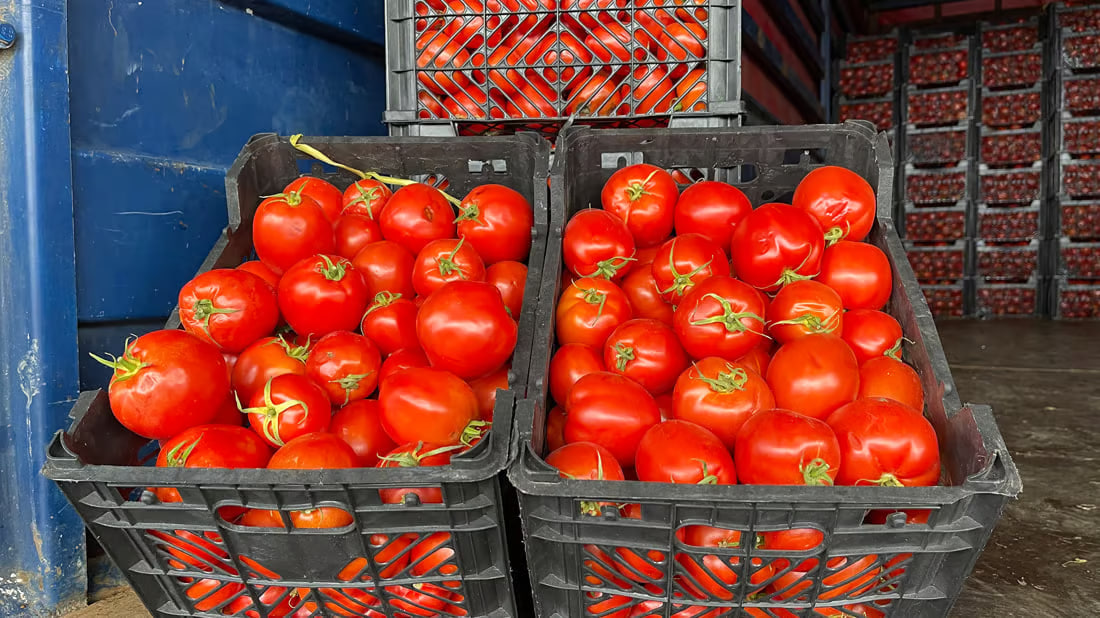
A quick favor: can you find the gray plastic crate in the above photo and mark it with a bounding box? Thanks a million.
[974,277,1046,318]
[1052,276,1100,318]
[511,121,1020,617]
[903,81,974,129]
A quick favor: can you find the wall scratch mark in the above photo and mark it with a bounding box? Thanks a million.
[16,339,41,410]
[113,210,183,216]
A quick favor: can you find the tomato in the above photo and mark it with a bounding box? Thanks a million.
[827,398,941,487]
[672,276,767,361]
[285,176,343,223]
[468,363,509,422]
[584,592,634,618]
[360,292,420,357]
[185,578,246,612]
[329,399,396,467]
[253,191,335,274]
[546,405,568,452]
[379,367,478,445]
[633,65,676,114]
[342,179,392,220]
[154,425,273,502]
[386,584,453,617]
[564,371,662,467]
[651,233,730,304]
[566,69,626,116]
[91,330,229,440]
[603,318,689,395]
[766,280,844,344]
[735,340,772,377]
[485,260,527,319]
[352,240,417,299]
[620,263,675,326]
[379,347,429,384]
[732,408,841,486]
[729,203,825,292]
[792,166,877,243]
[269,432,358,469]
[658,22,706,61]
[243,374,332,447]
[766,334,859,420]
[672,181,751,251]
[601,164,679,248]
[295,587,383,618]
[412,237,487,297]
[676,526,775,599]
[671,358,773,450]
[546,441,625,481]
[236,260,280,289]
[210,392,244,426]
[556,277,633,348]
[563,209,637,281]
[674,68,708,112]
[635,420,735,484]
[858,356,924,412]
[582,544,631,590]
[378,183,456,255]
[416,280,517,380]
[549,344,605,405]
[377,442,463,505]
[770,555,881,601]
[819,241,893,311]
[278,254,370,337]
[150,527,234,573]
[178,269,279,353]
[335,214,384,260]
[409,532,460,584]
[305,331,382,405]
[840,308,904,363]
[232,336,310,404]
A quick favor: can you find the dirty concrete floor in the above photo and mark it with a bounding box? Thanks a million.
[63,319,1099,618]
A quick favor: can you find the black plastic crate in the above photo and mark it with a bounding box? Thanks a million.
[1061,159,1100,199]
[978,168,1042,204]
[43,133,552,618]
[974,278,1045,318]
[1058,73,1100,116]
[1056,199,1100,240]
[980,19,1040,53]
[976,203,1042,242]
[904,240,970,284]
[838,95,897,132]
[1058,116,1100,158]
[920,281,970,318]
[908,45,971,88]
[1052,276,1100,318]
[904,164,971,205]
[905,126,972,167]
[1057,3,1100,32]
[980,84,1042,128]
[510,122,1019,617]
[1056,238,1100,280]
[975,240,1041,283]
[904,82,972,128]
[981,50,1042,89]
[902,203,970,243]
[845,32,899,63]
[838,59,897,99]
[1061,30,1100,73]
[979,126,1043,168]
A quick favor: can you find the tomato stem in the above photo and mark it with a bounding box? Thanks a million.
[435,236,469,280]
[272,335,311,363]
[363,291,402,319]
[191,299,240,336]
[873,473,904,487]
[612,343,635,372]
[625,169,661,202]
[317,254,347,281]
[690,362,748,394]
[453,201,481,224]
[460,420,491,447]
[378,441,464,467]
[884,337,914,361]
[238,378,309,446]
[579,284,609,323]
[762,252,820,291]
[693,459,719,485]
[165,436,201,467]
[331,373,372,406]
[768,309,841,335]
[688,293,767,337]
[823,221,850,246]
[590,255,635,280]
[657,239,714,300]
[344,182,384,219]
[88,338,149,383]
[799,457,835,486]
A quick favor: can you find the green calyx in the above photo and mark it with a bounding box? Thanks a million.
[589,255,636,280]
[435,236,469,279]
[579,285,609,323]
[769,309,841,336]
[688,293,767,336]
[378,442,465,467]
[800,457,835,486]
[453,201,481,224]
[271,336,311,363]
[657,239,714,300]
[363,291,402,317]
[823,221,850,246]
[613,343,635,372]
[191,299,239,335]
[317,254,347,282]
[346,183,383,219]
[89,337,149,384]
[625,169,661,202]
[460,420,491,447]
[885,337,914,361]
[691,362,748,394]
[238,378,307,446]
[165,436,201,467]
[331,372,373,406]
[693,459,720,485]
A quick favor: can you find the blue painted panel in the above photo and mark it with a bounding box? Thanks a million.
[77,322,164,393]
[224,0,388,47]
[0,0,87,614]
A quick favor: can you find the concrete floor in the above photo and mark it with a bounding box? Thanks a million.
[65,319,1100,618]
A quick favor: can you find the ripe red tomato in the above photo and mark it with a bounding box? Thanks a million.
[858,356,925,412]
[827,398,941,486]
[566,70,627,116]
[672,358,774,450]
[329,399,396,467]
[236,260,280,289]
[360,292,419,357]
[675,67,708,112]
[185,579,246,612]
[221,586,300,617]
[562,209,637,281]
[770,555,881,601]
[92,330,229,440]
[556,277,633,349]
[633,65,676,114]
[677,526,775,599]
[469,363,509,422]
[546,405,567,452]
[549,344,605,405]
[377,442,463,505]
[387,583,453,616]
[729,203,825,291]
[334,214,384,260]
[352,240,417,299]
[409,532,460,584]
[154,425,273,503]
[378,183,456,255]
[734,409,840,485]
[651,234,730,305]
[792,166,877,243]
[735,340,772,377]
[635,420,735,484]
[564,371,662,467]
[603,318,689,395]
[673,181,752,250]
[342,178,392,220]
[455,184,533,264]
[416,280,517,380]
[412,237,487,297]
[178,269,278,353]
[269,431,357,469]
[659,22,706,61]
[285,176,343,223]
[243,374,332,447]
[232,336,310,404]
[305,331,382,405]
[485,260,527,319]
[841,308,904,363]
[278,254,370,337]
[766,280,845,344]
[620,263,675,326]
[766,334,859,420]
[253,191,335,274]
[378,347,429,384]
[601,164,679,248]
[584,592,634,618]
[816,240,892,310]
[546,441,625,482]
[673,276,768,360]
[379,367,478,444]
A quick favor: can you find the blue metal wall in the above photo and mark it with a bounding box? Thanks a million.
[0,0,387,613]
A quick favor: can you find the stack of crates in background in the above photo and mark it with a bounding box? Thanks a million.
[900,31,976,318]
[837,33,900,136]
[1049,3,1100,318]
[974,18,1047,317]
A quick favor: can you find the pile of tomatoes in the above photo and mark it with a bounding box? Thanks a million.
[92,163,534,615]
[981,53,1041,89]
[414,0,711,121]
[541,164,942,613]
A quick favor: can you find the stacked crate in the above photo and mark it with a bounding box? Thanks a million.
[974,18,1047,317]
[1050,4,1100,318]
[900,31,976,318]
[837,33,900,135]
